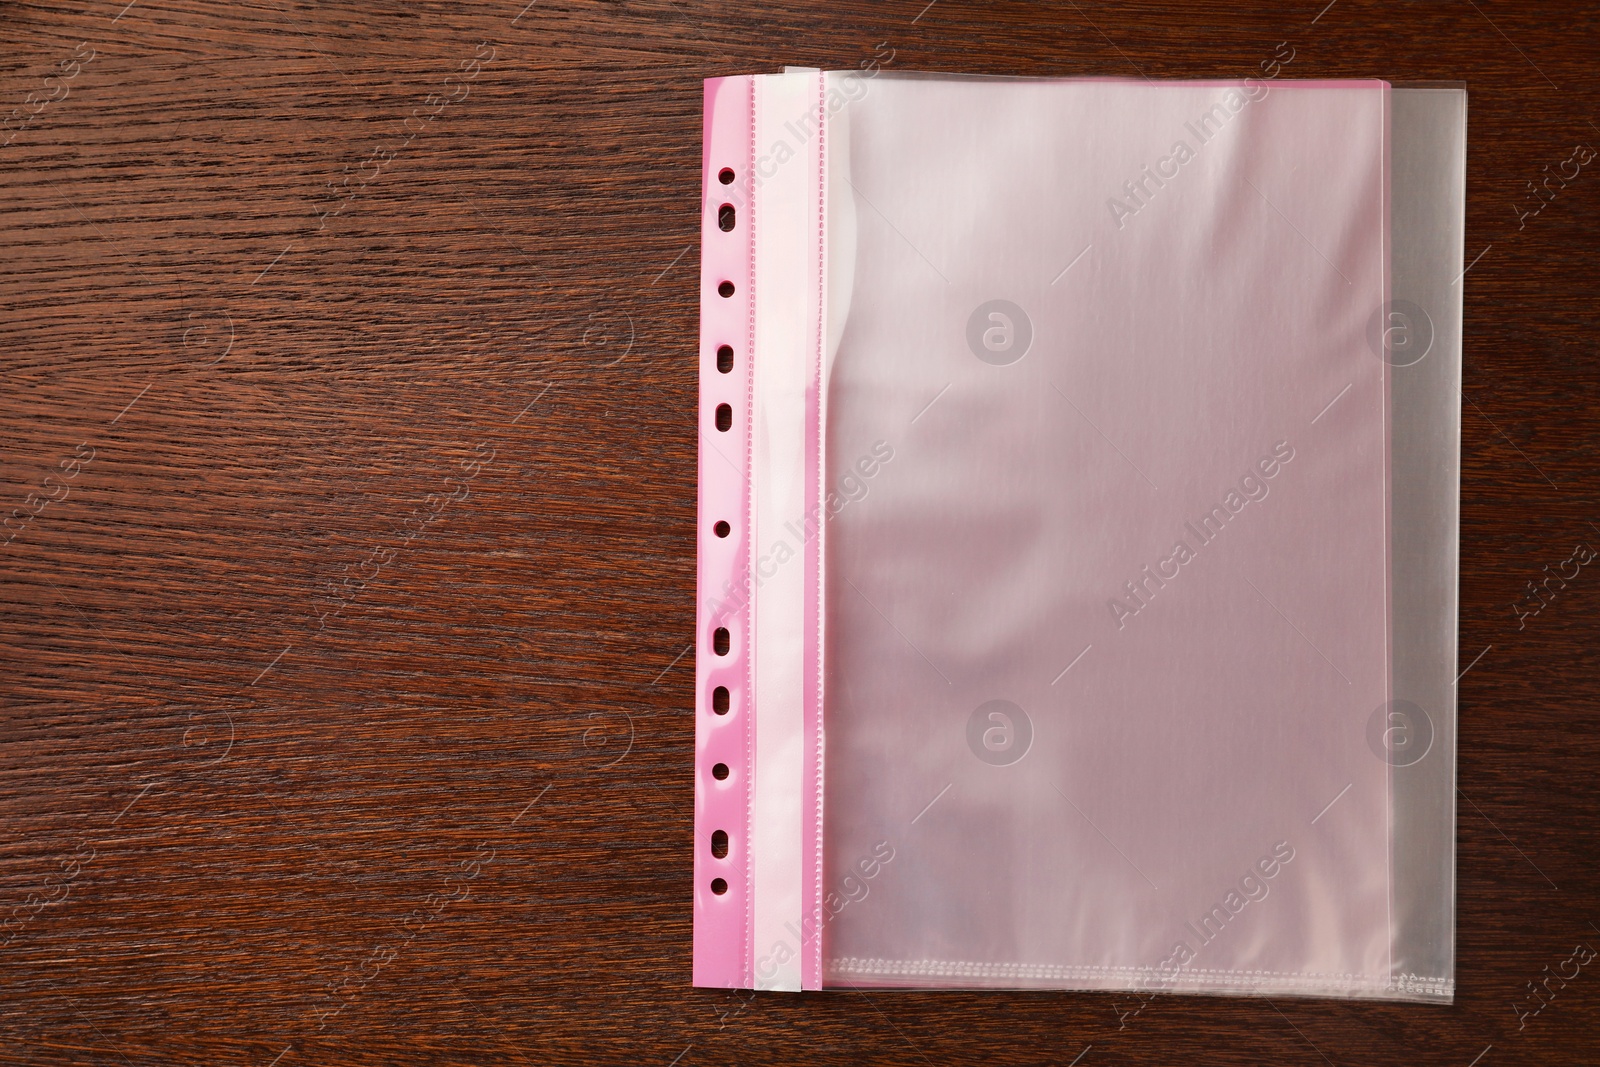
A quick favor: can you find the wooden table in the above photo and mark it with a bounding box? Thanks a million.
[2,1,1596,1063]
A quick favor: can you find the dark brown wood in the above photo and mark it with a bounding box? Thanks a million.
[1,1,1596,1063]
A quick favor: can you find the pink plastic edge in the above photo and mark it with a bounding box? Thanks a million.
[694,74,755,990]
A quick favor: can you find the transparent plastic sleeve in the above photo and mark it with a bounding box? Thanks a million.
[694,72,1465,1002]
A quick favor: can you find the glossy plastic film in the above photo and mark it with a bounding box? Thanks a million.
[694,72,1465,1002]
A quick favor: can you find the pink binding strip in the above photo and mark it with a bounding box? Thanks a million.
[694,74,755,989]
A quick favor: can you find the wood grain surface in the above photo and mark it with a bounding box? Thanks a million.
[1,1,1597,1064]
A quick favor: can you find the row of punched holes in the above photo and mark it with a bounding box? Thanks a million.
[707,164,737,898]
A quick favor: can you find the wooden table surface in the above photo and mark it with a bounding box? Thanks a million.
[2,1,1597,1064]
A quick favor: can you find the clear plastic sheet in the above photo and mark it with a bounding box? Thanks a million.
[694,72,1465,1002]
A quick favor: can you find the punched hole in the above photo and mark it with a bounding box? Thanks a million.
[711,829,729,857]
[719,167,734,185]
[718,204,736,231]
[713,520,730,538]
[718,280,735,298]
[712,686,729,714]
[715,403,732,431]
[713,627,729,655]
[713,763,729,781]
[711,877,728,895]
[717,344,734,373]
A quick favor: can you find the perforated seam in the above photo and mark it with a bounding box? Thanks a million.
[826,957,1453,996]
[807,69,828,992]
